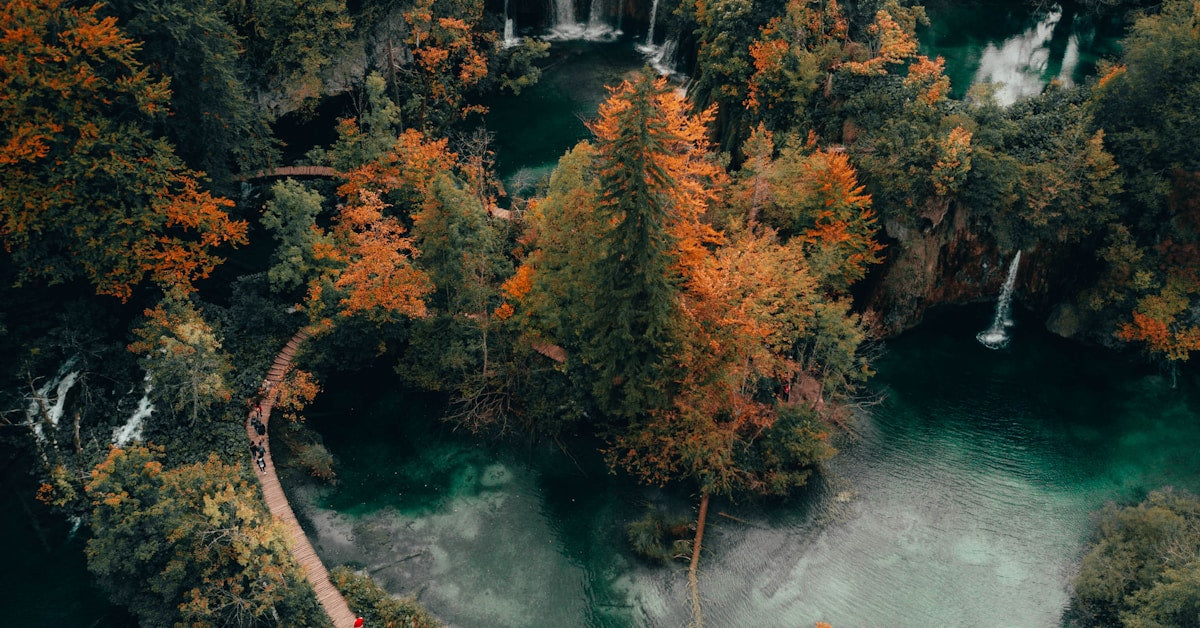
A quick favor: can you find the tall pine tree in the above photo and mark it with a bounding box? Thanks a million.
[584,74,684,419]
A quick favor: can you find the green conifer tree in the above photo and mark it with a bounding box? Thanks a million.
[584,74,683,418]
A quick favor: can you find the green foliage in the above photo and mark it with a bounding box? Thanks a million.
[583,75,684,418]
[738,404,835,496]
[100,0,276,184]
[294,440,337,482]
[262,180,335,294]
[493,38,551,96]
[329,566,440,627]
[1067,489,1200,627]
[0,0,247,301]
[688,0,784,150]
[411,175,505,313]
[1091,0,1200,222]
[128,288,234,428]
[221,0,352,112]
[85,446,324,626]
[520,142,606,351]
[315,73,403,172]
[627,509,693,564]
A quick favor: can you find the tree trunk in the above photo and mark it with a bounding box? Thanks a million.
[688,490,710,628]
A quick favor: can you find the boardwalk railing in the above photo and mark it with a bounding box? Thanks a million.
[246,328,358,628]
[236,165,338,181]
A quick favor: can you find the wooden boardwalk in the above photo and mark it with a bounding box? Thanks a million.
[237,165,339,181]
[246,328,358,628]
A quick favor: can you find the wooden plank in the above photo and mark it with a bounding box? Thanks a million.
[236,165,339,181]
[531,342,567,363]
[248,328,359,628]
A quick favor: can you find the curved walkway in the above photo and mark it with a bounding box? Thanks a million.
[246,328,357,628]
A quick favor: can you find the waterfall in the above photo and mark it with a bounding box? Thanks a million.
[585,0,616,38]
[503,0,517,47]
[972,6,1065,105]
[504,17,517,47]
[555,0,576,25]
[977,251,1022,349]
[551,0,577,34]
[547,0,619,40]
[646,0,659,45]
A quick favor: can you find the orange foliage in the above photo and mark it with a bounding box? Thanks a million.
[273,369,321,423]
[746,32,789,111]
[1097,63,1126,89]
[492,301,515,321]
[746,0,848,111]
[1118,288,1200,363]
[931,126,973,197]
[336,129,456,201]
[589,76,726,277]
[841,9,919,75]
[904,55,951,106]
[326,190,432,322]
[501,263,535,301]
[610,230,820,493]
[402,0,491,123]
[795,148,883,288]
[0,0,244,300]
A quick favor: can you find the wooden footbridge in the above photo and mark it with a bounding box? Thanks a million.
[245,328,358,627]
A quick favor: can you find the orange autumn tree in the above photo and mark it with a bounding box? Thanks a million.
[609,229,833,496]
[743,131,883,293]
[840,2,924,76]
[0,0,246,300]
[402,0,491,128]
[580,72,724,418]
[298,129,459,328]
[745,0,849,124]
[1118,277,1200,366]
[586,76,843,626]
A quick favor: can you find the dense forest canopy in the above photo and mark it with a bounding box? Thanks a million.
[1,0,1197,623]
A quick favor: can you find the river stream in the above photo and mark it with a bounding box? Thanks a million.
[289,305,1200,626]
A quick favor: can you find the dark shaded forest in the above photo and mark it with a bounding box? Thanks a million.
[1,0,1197,624]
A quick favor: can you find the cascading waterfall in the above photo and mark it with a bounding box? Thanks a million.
[977,250,1022,349]
[636,0,680,76]
[585,0,616,38]
[547,0,619,40]
[551,0,577,33]
[646,0,659,45]
[504,18,517,46]
[646,37,678,74]
[503,0,517,47]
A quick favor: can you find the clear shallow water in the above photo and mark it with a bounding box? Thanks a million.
[920,0,1124,104]
[292,306,1200,626]
[480,40,661,193]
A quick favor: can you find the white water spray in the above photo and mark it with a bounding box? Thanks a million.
[646,0,659,45]
[972,6,1077,105]
[114,373,154,446]
[547,0,620,40]
[503,0,517,47]
[977,251,1022,349]
[26,358,80,442]
[504,17,517,47]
